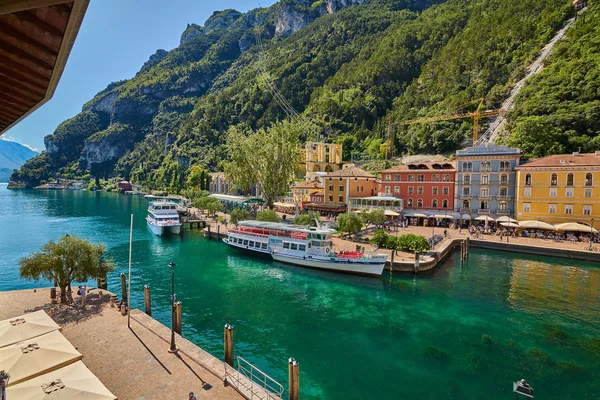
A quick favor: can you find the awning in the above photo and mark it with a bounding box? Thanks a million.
[273,202,295,209]
[554,222,597,233]
[518,220,556,230]
[460,214,472,220]
[1,330,82,386]
[475,215,496,222]
[384,210,400,217]
[0,310,60,349]
[496,216,518,223]
[432,214,453,219]
[500,222,519,228]
[404,211,428,218]
[7,360,117,400]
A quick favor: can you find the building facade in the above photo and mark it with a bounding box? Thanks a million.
[515,152,600,229]
[378,162,455,211]
[291,180,323,204]
[323,167,376,208]
[303,142,343,175]
[454,145,522,216]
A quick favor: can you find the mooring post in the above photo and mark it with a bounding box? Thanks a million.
[224,324,234,367]
[288,357,300,400]
[120,273,126,303]
[120,303,127,316]
[390,251,394,274]
[414,252,420,273]
[465,237,470,258]
[144,285,152,316]
[175,301,182,335]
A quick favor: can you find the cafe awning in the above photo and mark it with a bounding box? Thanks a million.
[518,220,556,230]
[273,202,295,209]
[475,215,496,222]
[500,222,519,228]
[0,310,60,349]
[496,216,518,223]
[384,210,399,217]
[554,222,597,233]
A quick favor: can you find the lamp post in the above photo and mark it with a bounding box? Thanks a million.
[589,218,595,251]
[0,370,9,400]
[513,379,534,399]
[168,261,178,353]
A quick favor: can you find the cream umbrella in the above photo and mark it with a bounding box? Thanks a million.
[518,220,556,230]
[461,213,471,220]
[432,214,453,219]
[555,222,598,233]
[1,330,82,386]
[496,216,518,223]
[474,215,496,222]
[0,310,60,349]
[500,222,519,228]
[384,210,400,217]
[6,361,117,400]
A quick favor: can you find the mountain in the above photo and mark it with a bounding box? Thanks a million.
[0,139,38,182]
[13,0,593,188]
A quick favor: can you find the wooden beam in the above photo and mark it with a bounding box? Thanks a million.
[0,40,55,70]
[0,96,32,110]
[13,10,64,38]
[0,21,59,57]
[0,57,50,83]
[0,109,21,121]
[0,74,47,95]
[0,80,42,103]
[53,2,73,14]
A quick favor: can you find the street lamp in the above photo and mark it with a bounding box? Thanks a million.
[168,261,178,353]
[589,218,595,251]
[0,370,9,400]
[513,379,534,399]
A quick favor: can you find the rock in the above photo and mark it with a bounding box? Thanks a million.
[180,23,204,44]
[204,9,243,33]
[325,0,368,14]
[138,49,169,74]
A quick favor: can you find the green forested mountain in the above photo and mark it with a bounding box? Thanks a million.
[12,0,595,188]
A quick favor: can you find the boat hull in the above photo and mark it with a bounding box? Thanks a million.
[271,253,385,277]
[167,225,181,235]
[222,238,272,257]
[147,221,164,236]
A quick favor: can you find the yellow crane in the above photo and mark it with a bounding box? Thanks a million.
[399,98,503,143]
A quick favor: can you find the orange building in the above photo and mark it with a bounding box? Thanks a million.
[323,167,376,208]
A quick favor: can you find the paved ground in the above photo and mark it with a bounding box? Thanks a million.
[0,288,249,400]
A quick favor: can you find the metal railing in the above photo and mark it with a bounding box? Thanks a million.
[226,356,284,400]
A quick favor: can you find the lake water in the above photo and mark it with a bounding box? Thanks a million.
[1,183,599,399]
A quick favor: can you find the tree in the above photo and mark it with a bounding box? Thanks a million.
[186,165,204,189]
[256,210,281,222]
[230,208,249,224]
[337,212,363,237]
[370,229,389,248]
[205,199,223,216]
[361,209,386,228]
[224,119,302,208]
[194,195,221,215]
[19,235,115,303]
[396,234,431,253]
[294,212,320,227]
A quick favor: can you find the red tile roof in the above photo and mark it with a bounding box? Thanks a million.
[516,153,600,169]
[381,161,455,173]
[326,166,375,178]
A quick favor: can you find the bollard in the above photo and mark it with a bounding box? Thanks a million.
[120,273,127,303]
[414,252,420,273]
[224,324,234,367]
[217,224,220,236]
[175,302,182,335]
[50,287,57,303]
[120,303,127,316]
[288,358,300,400]
[390,251,394,274]
[144,285,152,316]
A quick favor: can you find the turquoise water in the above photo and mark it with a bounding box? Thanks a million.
[1,183,599,399]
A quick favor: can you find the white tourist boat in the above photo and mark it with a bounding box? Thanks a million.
[146,202,182,236]
[223,220,387,277]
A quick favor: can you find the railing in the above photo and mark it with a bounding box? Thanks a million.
[496,195,512,200]
[226,356,284,400]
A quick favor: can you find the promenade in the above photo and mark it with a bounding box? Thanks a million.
[0,288,266,400]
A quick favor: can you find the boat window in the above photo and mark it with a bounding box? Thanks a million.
[291,243,298,251]
[249,241,254,247]
[299,245,306,251]
[233,237,238,243]
[307,243,311,248]
[243,240,248,246]
[261,243,268,250]
[283,242,290,249]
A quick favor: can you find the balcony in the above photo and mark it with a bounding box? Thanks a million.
[477,194,493,200]
[458,194,473,199]
[496,209,511,215]
[478,209,491,214]
[496,195,512,200]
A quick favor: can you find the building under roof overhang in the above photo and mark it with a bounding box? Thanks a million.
[0,0,89,135]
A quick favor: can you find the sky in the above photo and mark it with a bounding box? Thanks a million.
[3,0,278,150]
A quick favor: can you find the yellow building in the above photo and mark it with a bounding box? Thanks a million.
[291,180,323,203]
[324,167,376,207]
[303,142,343,175]
[515,152,600,229]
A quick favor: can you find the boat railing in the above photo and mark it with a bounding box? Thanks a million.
[225,356,283,400]
[229,229,270,238]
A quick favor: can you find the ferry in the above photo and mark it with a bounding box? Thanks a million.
[146,202,182,236]
[224,220,387,277]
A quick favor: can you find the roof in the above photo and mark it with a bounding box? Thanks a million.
[326,166,374,178]
[351,196,402,201]
[237,220,335,234]
[292,181,323,189]
[455,145,521,157]
[516,152,600,169]
[381,161,455,173]
[0,0,90,134]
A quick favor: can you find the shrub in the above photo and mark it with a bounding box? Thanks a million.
[256,209,281,222]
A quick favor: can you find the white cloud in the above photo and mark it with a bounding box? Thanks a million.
[0,135,39,152]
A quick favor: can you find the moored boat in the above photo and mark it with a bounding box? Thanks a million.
[146,202,182,236]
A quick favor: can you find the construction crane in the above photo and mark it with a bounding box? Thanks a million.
[399,98,503,143]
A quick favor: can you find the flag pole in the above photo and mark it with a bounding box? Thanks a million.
[127,213,133,328]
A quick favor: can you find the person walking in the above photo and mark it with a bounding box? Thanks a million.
[188,392,197,400]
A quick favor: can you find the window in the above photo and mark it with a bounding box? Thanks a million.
[443,187,449,195]
[432,199,438,208]
[417,199,423,207]
[443,174,450,182]
[339,178,343,181]
[290,243,298,251]
[442,199,449,208]
[525,174,532,186]
[523,203,531,213]
[550,173,558,186]
[329,177,332,181]
[462,162,468,171]
[482,175,489,185]
[262,243,268,250]
[384,174,391,181]
[417,186,424,195]
[432,186,439,195]
[480,200,488,210]
[432,174,440,182]
[417,174,424,182]
[500,174,508,185]
[408,186,414,195]
[328,196,333,202]
[500,161,510,171]
[283,242,290,249]
[549,204,557,214]
[339,185,344,191]
[328,185,333,191]
[463,187,470,196]
[550,188,557,198]
[299,244,306,251]
[408,174,415,182]
[464,175,471,185]
[481,188,489,197]
[407,198,413,207]
[567,173,574,186]
[338,195,343,202]
[584,205,592,216]
[357,185,364,192]
[462,200,470,209]
[585,188,592,198]
[481,161,491,172]
[565,204,573,215]
[499,201,507,210]
[500,187,508,197]
[394,186,400,194]
[524,187,531,197]
[566,188,574,198]
[394,174,400,182]
[585,173,593,186]
[385,187,391,195]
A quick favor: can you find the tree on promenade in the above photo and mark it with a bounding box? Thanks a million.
[338,212,363,237]
[224,119,302,208]
[19,235,115,303]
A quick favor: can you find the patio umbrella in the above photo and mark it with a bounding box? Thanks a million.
[460,214,472,220]
[384,210,399,217]
[500,222,519,228]
[6,361,117,400]
[518,220,556,230]
[0,310,60,349]
[432,214,453,219]
[496,216,518,223]
[474,215,496,222]
[555,222,598,233]
[411,213,428,218]
[0,330,82,386]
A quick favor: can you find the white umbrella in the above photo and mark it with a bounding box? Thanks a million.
[0,310,60,349]
[475,215,496,222]
[432,214,453,219]
[555,222,598,233]
[410,213,428,218]
[496,216,518,223]
[460,214,471,220]
[500,222,519,228]
[518,220,556,230]
[384,210,399,217]
[7,361,117,400]
[1,330,82,386]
